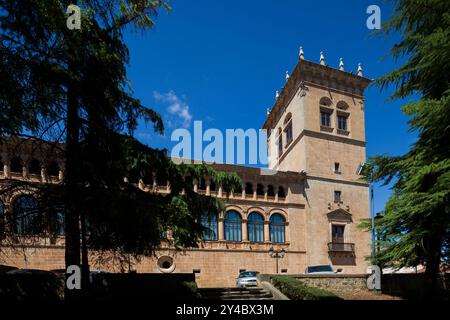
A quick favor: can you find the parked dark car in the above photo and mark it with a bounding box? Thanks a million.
[304,265,336,275]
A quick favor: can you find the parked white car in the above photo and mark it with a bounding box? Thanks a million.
[236,271,259,288]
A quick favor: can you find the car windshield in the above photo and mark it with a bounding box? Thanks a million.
[239,271,257,278]
[307,265,333,273]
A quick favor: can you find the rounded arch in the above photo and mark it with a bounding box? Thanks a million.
[269,213,286,243]
[246,207,266,220]
[200,212,218,241]
[12,195,42,235]
[244,182,253,195]
[277,186,286,198]
[46,160,60,177]
[267,185,275,197]
[336,100,349,110]
[10,157,22,174]
[28,158,41,175]
[224,210,242,242]
[268,209,288,222]
[223,205,244,219]
[7,186,40,205]
[256,183,264,196]
[319,97,333,107]
[283,112,292,125]
[247,211,264,243]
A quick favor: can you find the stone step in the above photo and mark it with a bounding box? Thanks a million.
[201,294,273,300]
[199,287,265,293]
[199,287,273,300]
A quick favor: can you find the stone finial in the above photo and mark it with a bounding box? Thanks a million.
[357,63,363,76]
[320,51,325,65]
[285,70,290,82]
[266,108,270,116]
[339,58,344,71]
[299,46,304,60]
[275,90,280,99]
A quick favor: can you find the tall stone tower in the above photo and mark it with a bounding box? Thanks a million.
[263,52,372,272]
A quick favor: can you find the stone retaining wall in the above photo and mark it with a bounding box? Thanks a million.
[261,274,369,292]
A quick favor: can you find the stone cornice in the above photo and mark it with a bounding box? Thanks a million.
[263,59,372,131]
[306,174,369,187]
[277,129,366,165]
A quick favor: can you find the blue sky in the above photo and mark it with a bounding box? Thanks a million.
[123,0,417,214]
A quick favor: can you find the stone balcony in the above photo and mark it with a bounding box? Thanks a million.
[328,242,355,253]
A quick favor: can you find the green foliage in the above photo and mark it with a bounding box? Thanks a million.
[271,276,341,300]
[0,0,241,270]
[376,0,450,99]
[362,0,450,279]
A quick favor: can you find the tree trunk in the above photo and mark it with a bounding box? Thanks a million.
[64,80,82,300]
[424,232,442,295]
[80,211,90,292]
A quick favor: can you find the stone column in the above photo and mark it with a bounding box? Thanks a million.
[58,169,64,181]
[263,185,268,201]
[241,184,246,199]
[22,159,28,179]
[218,217,224,241]
[242,219,248,242]
[206,177,211,196]
[218,186,222,197]
[3,163,10,179]
[264,221,270,243]
[40,166,47,183]
[152,172,157,191]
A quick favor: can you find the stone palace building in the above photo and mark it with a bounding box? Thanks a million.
[0,51,372,287]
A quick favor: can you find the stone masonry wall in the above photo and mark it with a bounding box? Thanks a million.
[292,274,369,292]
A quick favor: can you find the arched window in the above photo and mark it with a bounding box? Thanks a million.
[50,209,65,235]
[200,213,218,241]
[256,183,264,196]
[47,161,60,177]
[267,185,275,197]
[199,178,207,190]
[336,101,349,110]
[278,186,286,198]
[224,210,242,241]
[277,128,283,157]
[13,195,42,235]
[29,158,41,175]
[270,214,286,243]
[245,182,253,195]
[319,97,333,107]
[247,212,264,243]
[210,179,217,192]
[10,157,22,174]
[284,113,293,145]
[0,200,4,235]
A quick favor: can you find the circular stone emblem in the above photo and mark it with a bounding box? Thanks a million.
[157,256,176,273]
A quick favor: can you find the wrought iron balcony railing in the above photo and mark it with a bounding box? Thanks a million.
[328,242,355,252]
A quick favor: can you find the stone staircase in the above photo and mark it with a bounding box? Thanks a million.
[198,287,273,300]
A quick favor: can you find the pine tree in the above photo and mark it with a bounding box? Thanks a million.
[363,0,450,291]
[0,0,241,297]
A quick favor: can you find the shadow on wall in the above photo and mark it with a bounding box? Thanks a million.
[329,253,356,266]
